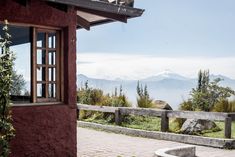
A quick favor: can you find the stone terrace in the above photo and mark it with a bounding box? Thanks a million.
[77,127,235,157]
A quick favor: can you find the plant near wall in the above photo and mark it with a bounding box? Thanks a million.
[0,20,15,157]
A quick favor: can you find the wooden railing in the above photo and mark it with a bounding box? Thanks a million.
[77,103,235,139]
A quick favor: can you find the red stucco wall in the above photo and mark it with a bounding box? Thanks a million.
[11,105,77,157]
[0,0,78,156]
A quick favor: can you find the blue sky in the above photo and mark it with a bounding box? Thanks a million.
[77,0,235,57]
[76,0,235,79]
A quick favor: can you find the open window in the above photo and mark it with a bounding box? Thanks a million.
[0,23,63,104]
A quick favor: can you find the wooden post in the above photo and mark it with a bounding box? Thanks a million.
[115,109,122,125]
[161,111,169,132]
[225,117,232,138]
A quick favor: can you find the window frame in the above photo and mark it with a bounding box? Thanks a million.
[32,27,63,103]
[0,22,64,104]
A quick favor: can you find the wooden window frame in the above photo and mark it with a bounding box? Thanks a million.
[32,27,63,103]
[0,21,64,104]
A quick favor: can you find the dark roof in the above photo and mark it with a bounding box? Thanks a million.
[44,0,144,30]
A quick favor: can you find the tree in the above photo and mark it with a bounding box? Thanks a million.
[10,70,26,96]
[0,20,15,157]
[136,81,153,108]
[190,70,235,111]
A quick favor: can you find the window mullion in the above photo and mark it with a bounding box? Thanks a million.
[45,33,49,98]
[32,28,37,103]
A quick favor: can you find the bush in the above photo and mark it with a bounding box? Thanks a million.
[180,70,235,112]
[77,82,131,122]
[0,20,15,157]
[136,81,153,108]
[213,99,235,112]
[179,100,193,111]
[169,118,185,132]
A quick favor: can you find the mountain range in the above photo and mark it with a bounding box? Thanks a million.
[77,71,235,109]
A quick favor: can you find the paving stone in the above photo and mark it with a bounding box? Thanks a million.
[77,127,235,157]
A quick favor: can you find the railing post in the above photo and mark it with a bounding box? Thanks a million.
[115,108,122,125]
[161,111,169,132]
[225,116,232,138]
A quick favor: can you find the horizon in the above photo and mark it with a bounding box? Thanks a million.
[77,53,235,80]
[77,71,235,81]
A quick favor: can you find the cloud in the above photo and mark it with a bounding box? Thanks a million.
[77,52,235,80]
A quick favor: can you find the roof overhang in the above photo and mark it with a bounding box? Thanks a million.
[44,0,144,30]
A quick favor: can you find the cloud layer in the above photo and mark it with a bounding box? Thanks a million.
[77,53,235,80]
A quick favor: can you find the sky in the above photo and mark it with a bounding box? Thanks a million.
[76,0,235,80]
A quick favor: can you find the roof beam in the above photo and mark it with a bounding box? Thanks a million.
[77,7,127,23]
[77,19,114,29]
[44,0,144,17]
[77,15,90,31]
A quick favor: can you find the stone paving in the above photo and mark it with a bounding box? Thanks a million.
[77,127,235,157]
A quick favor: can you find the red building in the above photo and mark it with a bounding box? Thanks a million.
[0,0,143,156]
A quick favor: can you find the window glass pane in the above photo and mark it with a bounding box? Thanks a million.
[49,51,56,65]
[0,24,31,102]
[37,67,46,81]
[48,84,56,98]
[37,32,46,48]
[48,33,56,49]
[37,84,46,98]
[37,49,46,65]
[49,67,56,81]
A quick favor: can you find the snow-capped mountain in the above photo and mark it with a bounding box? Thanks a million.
[143,70,189,82]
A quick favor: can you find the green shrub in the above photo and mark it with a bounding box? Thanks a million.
[0,20,15,157]
[213,99,235,112]
[179,70,235,112]
[77,82,131,122]
[136,81,153,108]
[179,100,193,111]
[169,118,186,132]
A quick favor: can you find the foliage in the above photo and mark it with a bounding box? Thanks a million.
[77,81,131,107]
[182,70,235,112]
[203,121,235,139]
[110,85,131,107]
[77,81,131,121]
[0,20,15,157]
[213,99,235,112]
[121,115,161,131]
[77,81,104,105]
[10,70,26,96]
[179,100,193,111]
[136,81,153,108]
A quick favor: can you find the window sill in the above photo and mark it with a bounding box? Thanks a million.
[11,102,64,107]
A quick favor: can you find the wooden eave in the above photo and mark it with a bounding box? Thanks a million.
[44,0,144,30]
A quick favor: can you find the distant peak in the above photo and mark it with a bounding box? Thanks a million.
[157,69,175,75]
[143,70,188,82]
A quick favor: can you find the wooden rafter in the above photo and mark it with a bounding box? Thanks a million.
[77,15,90,31]
[77,19,113,30]
[77,7,127,23]
[44,0,144,17]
